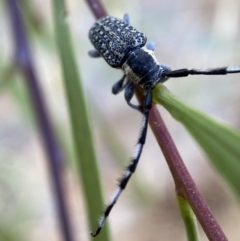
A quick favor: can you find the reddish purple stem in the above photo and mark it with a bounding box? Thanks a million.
[85,0,107,19]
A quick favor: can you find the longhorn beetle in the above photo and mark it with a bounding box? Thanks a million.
[88,14,240,237]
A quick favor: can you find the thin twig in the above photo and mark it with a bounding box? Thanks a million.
[7,1,73,241]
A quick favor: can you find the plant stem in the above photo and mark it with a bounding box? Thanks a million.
[177,195,201,241]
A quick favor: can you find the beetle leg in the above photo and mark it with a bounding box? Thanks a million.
[112,75,127,94]
[123,14,131,25]
[124,82,142,111]
[88,49,101,58]
[146,41,156,51]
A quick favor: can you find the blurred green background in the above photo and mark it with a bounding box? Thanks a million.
[1,0,240,240]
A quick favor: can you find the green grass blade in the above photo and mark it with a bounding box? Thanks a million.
[52,0,111,240]
[153,84,240,197]
[178,196,201,241]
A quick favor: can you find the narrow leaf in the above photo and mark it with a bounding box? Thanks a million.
[153,84,240,197]
[52,0,111,240]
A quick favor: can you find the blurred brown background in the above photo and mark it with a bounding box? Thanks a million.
[1,0,240,240]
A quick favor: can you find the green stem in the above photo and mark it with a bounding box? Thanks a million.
[178,196,201,241]
[52,0,111,240]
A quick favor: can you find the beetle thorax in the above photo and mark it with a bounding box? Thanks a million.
[122,46,161,88]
